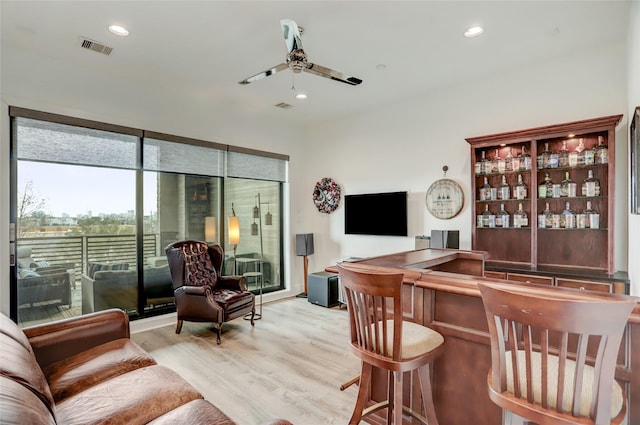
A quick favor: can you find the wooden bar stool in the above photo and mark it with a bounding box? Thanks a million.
[478,282,636,425]
[337,263,445,425]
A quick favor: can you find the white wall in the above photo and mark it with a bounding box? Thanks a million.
[627,2,640,296]
[295,42,630,279]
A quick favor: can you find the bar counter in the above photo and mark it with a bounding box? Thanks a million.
[326,248,640,425]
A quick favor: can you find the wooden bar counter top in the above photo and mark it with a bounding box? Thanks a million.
[326,248,640,425]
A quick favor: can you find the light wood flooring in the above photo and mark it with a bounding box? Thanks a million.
[131,298,363,425]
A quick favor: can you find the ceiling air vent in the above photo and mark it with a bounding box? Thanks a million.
[275,102,293,110]
[79,37,113,56]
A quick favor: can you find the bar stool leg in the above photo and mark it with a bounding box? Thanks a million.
[417,364,439,425]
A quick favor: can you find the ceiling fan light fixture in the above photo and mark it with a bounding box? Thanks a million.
[464,26,484,38]
[108,25,129,37]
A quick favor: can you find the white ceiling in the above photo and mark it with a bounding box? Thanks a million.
[1,1,631,127]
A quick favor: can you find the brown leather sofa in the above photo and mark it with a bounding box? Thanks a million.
[0,308,292,425]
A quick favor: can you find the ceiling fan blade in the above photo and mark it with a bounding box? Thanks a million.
[280,19,303,55]
[238,63,288,85]
[304,63,363,86]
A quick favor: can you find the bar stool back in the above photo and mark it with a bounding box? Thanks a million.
[478,282,635,425]
[337,263,445,425]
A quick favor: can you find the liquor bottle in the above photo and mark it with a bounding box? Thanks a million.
[543,202,554,228]
[496,204,510,228]
[547,174,560,198]
[518,145,531,171]
[491,149,505,173]
[482,204,496,228]
[584,141,596,165]
[570,138,586,167]
[498,175,510,200]
[475,151,486,175]
[513,174,527,200]
[548,144,559,169]
[561,201,576,229]
[581,170,600,197]
[505,148,514,172]
[594,136,609,164]
[537,142,551,169]
[480,176,492,201]
[558,140,570,168]
[560,171,576,197]
[513,203,528,228]
[538,173,553,198]
[583,200,600,229]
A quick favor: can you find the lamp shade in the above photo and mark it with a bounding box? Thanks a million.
[295,233,314,256]
[204,216,217,243]
[228,216,240,245]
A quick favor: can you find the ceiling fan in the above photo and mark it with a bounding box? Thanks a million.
[238,19,363,87]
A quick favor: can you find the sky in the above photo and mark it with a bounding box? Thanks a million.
[18,161,157,217]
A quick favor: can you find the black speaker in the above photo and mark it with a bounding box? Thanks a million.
[295,233,314,256]
[307,271,338,308]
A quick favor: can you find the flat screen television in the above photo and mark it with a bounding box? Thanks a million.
[344,191,408,236]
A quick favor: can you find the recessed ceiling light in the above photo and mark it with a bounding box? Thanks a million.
[295,92,308,100]
[464,26,484,38]
[108,25,129,37]
[376,64,387,71]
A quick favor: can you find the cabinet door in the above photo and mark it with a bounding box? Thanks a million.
[484,270,506,280]
[555,277,613,294]
[506,272,554,285]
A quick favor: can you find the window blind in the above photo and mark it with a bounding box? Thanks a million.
[226,148,288,182]
[143,136,225,177]
[15,118,138,170]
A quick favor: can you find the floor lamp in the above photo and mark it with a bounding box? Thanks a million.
[246,193,269,320]
[295,233,314,297]
[228,204,240,275]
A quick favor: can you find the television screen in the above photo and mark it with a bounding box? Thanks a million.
[344,191,408,236]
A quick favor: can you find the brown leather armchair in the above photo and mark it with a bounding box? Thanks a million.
[165,240,255,344]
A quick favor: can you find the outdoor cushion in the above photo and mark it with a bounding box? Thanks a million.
[87,262,129,279]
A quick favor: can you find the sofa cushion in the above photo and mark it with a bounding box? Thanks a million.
[18,268,41,279]
[87,262,129,279]
[147,399,235,425]
[17,246,34,269]
[0,376,56,425]
[0,316,56,416]
[92,269,137,282]
[55,365,203,425]
[44,338,157,402]
[0,313,34,353]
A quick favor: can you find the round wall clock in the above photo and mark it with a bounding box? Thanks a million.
[313,177,341,214]
[425,178,464,219]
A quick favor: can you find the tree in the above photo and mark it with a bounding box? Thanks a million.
[17,181,48,236]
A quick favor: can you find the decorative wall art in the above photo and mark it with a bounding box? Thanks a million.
[425,166,464,219]
[313,177,341,214]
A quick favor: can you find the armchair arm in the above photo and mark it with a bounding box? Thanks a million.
[177,285,208,296]
[218,275,247,291]
[23,309,129,369]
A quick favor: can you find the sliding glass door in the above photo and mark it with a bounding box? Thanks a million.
[10,109,288,327]
[13,117,140,326]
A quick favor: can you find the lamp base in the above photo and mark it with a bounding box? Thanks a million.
[296,292,308,299]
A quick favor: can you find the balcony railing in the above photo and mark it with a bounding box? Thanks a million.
[18,234,160,285]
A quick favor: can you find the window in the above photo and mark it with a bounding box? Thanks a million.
[10,108,288,327]
[13,117,140,324]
